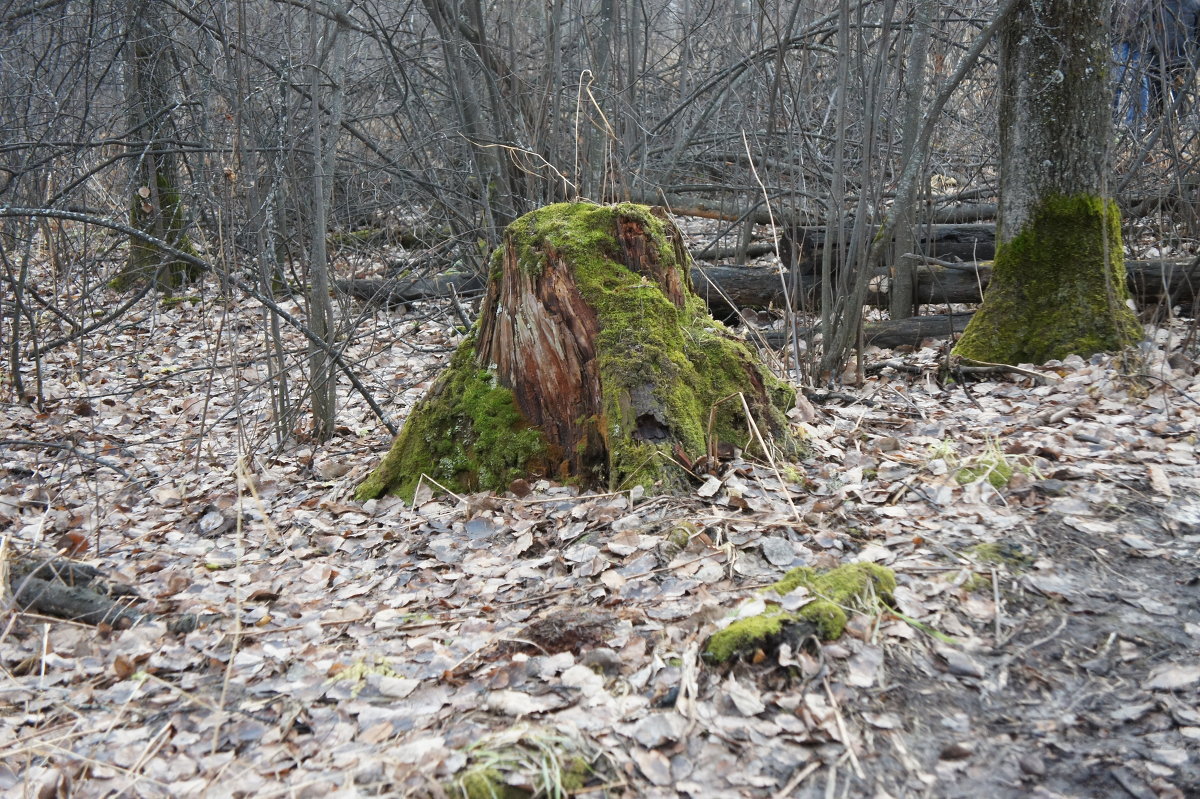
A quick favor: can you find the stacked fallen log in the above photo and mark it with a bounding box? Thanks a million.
[338,255,1196,350]
[335,272,485,307]
[780,223,997,274]
[760,313,974,351]
[342,259,1195,315]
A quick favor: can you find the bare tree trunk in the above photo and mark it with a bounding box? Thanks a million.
[954,0,1141,364]
[819,0,1018,375]
[116,0,199,292]
[819,0,899,378]
[819,0,851,362]
[305,0,345,442]
[889,0,934,320]
[224,0,292,446]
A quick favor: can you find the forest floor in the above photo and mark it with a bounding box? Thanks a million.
[1,243,1198,798]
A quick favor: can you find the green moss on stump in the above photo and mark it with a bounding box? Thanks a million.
[359,202,798,501]
[704,562,896,663]
[355,341,548,502]
[954,194,1141,365]
[518,203,796,493]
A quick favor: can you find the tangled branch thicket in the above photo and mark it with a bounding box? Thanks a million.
[0,0,1196,404]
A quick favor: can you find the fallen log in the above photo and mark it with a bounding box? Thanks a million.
[925,203,998,224]
[335,273,485,307]
[762,313,974,351]
[6,554,196,632]
[688,213,998,261]
[1128,259,1200,306]
[338,264,805,319]
[861,313,973,349]
[338,258,1196,320]
[624,189,997,227]
[690,264,804,317]
[691,242,777,261]
[781,223,997,272]
[872,258,1199,307]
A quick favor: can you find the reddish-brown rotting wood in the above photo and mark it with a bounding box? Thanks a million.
[476,242,607,481]
[616,210,689,306]
[473,209,759,487]
[475,213,695,483]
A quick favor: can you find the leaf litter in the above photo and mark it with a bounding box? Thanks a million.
[0,272,1198,797]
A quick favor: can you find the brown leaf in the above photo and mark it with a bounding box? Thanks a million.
[112,654,136,680]
[631,747,673,786]
[55,531,90,557]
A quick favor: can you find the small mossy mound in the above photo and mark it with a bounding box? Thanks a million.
[704,562,896,663]
[967,541,1034,569]
[458,767,530,799]
[358,202,798,502]
[160,295,200,309]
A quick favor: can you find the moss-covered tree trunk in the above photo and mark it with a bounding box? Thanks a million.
[357,203,797,502]
[113,0,200,292]
[953,0,1141,364]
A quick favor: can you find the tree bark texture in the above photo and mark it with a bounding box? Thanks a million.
[954,0,1141,364]
[356,203,797,502]
[115,0,199,291]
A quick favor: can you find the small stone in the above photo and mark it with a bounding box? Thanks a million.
[936,645,987,679]
[1019,753,1046,776]
[1034,479,1070,496]
[580,647,622,675]
[762,537,796,566]
[939,742,973,760]
[875,436,901,452]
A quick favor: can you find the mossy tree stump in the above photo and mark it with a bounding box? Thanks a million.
[357,202,797,502]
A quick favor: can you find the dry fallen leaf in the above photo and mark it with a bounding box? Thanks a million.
[631,746,673,786]
[1147,464,1173,497]
[1144,663,1200,691]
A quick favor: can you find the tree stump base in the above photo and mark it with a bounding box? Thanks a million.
[357,203,798,502]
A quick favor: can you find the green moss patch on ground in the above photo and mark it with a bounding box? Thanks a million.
[704,562,896,663]
[967,541,1035,570]
[447,725,602,799]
